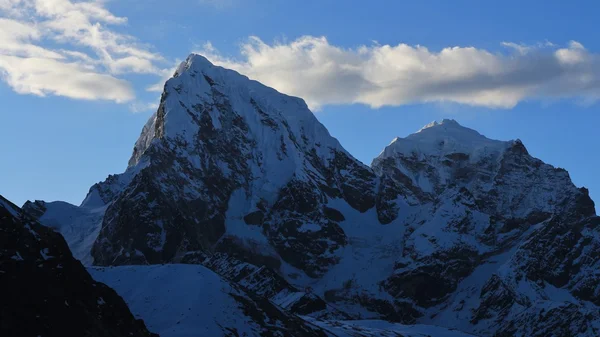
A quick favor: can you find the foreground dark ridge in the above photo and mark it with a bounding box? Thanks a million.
[0,195,157,337]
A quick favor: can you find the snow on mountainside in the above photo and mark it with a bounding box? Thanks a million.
[89,264,325,337]
[22,199,104,265]
[22,55,600,337]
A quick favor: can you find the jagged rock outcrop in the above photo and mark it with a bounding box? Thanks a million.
[0,195,156,337]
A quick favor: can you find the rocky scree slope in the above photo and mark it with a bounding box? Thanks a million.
[23,55,600,337]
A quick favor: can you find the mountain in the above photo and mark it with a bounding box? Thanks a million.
[0,194,156,337]
[23,55,600,337]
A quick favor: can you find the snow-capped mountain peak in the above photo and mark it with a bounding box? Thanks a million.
[128,53,345,170]
[374,119,512,166]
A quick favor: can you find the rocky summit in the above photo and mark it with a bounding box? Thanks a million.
[23,54,600,337]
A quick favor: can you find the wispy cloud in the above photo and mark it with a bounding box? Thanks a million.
[0,0,166,102]
[198,37,600,110]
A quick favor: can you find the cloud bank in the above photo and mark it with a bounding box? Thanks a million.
[0,0,166,103]
[200,36,600,110]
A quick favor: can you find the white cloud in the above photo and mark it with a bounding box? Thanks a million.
[199,36,600,110]
[0,55,133,101]
[0,0,166,102]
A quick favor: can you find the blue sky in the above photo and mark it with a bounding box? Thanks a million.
[1,0,599,206]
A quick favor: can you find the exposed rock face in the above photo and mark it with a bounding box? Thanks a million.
[0,195,156,337]
[25,57,600,336]
[468,215,600,336]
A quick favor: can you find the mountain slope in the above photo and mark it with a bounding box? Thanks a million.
[0,195,156,337]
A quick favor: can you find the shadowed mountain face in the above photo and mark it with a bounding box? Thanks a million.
[0,195,157,337]
[24,55,600,337]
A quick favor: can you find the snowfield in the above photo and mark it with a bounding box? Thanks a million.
[90,264,288,337]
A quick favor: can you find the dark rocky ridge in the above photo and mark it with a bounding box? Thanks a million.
[0,195,156,337]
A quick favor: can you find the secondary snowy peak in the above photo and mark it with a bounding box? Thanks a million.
[374,119,514,166]
[371,118,593,220]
